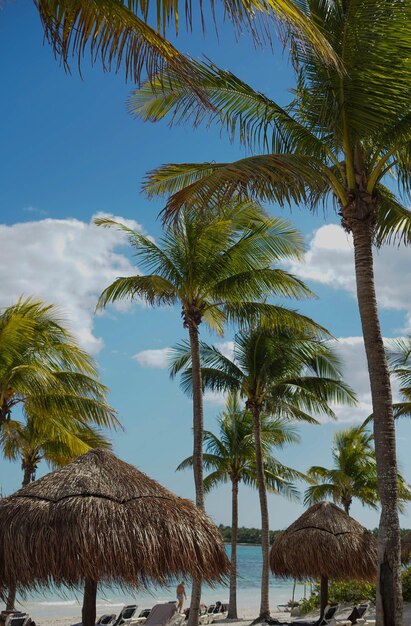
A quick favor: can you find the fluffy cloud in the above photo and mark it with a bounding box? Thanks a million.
[288,224,411,328]
[329,337,372,423]
[329,336,403,424]
[0,213,142,353]
[133,348,171,369]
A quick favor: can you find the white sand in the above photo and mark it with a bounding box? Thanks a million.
[29,602,411,626]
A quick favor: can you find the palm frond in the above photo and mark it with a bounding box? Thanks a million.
[97,275,178,309]
[143,155,326,221]
[130,59,328,155]
[35,0,208,98]
[374,185,411,246]
[213,269,315,302]
[223,303,329,338]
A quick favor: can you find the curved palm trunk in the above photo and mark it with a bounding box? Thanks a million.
[228,478,239,619]
[250,403,271,621]
[187,320,205,626]
[5,463,34,611]
[350,216,402,626]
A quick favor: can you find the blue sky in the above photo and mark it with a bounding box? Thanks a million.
[0,0,410,531]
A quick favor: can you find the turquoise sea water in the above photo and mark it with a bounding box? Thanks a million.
[22,545,300,621]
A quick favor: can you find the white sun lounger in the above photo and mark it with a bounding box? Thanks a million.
[130,603,184,626]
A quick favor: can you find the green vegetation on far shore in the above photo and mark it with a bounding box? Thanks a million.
[218,524,411,545]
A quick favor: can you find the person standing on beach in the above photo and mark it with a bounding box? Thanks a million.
[176,582,187,613]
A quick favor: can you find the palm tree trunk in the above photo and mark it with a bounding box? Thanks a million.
[320,576,328,618]
[250,403,270,621]
[187,319,205,626]
[22,465,33,487]
[350,215,402,626]
[341,497,351,515]
[82,578,97,626]
[5,587,16,612]
[5,464,34,610]
[228,478,239,619]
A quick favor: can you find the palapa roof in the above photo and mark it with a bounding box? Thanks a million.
[0,448,229,593]
[270,501,377,582]
[401,530,411,564]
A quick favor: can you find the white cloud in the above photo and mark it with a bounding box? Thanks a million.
[329,336,402,424]
[289,224,411,328]
[0,212,142,353]
[133,348,171,369]
[216,340,235,360]
[203,390,228,406]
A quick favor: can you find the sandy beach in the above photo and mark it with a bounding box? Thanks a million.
[20,601,411,626]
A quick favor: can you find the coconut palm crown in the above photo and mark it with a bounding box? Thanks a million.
[0,298,117,432]
[131,3,411,622]
[304,426,411,514]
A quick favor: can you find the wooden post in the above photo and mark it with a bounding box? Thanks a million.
[82,578,97,626]
[320,576,328,618]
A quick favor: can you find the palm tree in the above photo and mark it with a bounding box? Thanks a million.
[1,416,111,487]
[177,393,304,619]
[304,426,411,515]
[0,298,117,433]
[34,0,337,92]
[171,326,355,621]
[131,5,411,620]
[96,205,324,624]
[1,413,111,610]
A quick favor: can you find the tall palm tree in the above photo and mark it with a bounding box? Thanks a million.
[171,326,355,620]
[0,298,117,433]
[96,205,323,624]
[34,0,337,93]
[131,4,411,621]
[1,414,111,610]
[177,393,304,619]
[304,426,411,515]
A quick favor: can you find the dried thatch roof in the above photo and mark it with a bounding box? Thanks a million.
[270,502,377,582]
[401,531,411,564]
[0,448,229,594]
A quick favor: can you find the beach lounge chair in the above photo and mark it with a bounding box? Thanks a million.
[292,603,340,626]
[4,614,31,626]
[113,605,139,626]
[334,604,369,626]
[96,615,116,625]
[207,602,228,624]
[265,603,339,626]
[131,603,184,626]
[131,609,152,625]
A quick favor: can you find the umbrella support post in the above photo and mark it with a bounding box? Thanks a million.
[320,575,328,618]
[82,578,97,626]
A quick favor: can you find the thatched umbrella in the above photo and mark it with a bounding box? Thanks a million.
[401,530,411,564]
[270,502,377,618]
[0,449,229,626]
